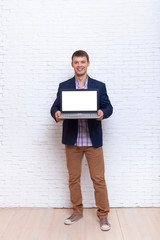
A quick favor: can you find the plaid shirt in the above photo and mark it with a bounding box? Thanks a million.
[75,76,93,146]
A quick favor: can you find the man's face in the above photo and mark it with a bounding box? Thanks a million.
[72,56,90,77]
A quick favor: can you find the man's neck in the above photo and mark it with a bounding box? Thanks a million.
[75,73,88,87]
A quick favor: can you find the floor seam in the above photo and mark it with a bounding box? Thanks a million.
[115,208,125,240]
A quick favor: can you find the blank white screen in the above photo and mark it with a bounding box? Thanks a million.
[62,91,97,111]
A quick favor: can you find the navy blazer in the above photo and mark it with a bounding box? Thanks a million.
[50,76,113,148]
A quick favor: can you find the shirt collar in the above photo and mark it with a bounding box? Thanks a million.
[75,76,88,89]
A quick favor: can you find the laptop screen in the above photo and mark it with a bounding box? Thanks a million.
[61,90,98,112]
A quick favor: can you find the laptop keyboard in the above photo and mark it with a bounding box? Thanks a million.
[59,113,100,119]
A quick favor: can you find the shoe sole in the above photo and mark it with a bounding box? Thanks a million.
[100,225,111,231]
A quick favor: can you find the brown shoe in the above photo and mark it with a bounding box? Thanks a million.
[64,214,83,225]
[100,217,111,231]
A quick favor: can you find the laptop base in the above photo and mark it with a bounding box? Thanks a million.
[59,113,100,119]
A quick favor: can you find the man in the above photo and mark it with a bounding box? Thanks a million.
[50,50,113,231]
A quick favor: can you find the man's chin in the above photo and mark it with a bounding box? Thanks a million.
[76,72,86,77]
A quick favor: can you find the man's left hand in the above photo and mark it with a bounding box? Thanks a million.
[96,109,104,120]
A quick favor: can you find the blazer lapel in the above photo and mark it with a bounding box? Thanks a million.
[88,76,95,89]
[69,77,76,89]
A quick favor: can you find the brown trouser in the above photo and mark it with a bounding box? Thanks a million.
[65,145,110,219]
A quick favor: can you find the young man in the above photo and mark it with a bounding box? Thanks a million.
[50,50,113,231]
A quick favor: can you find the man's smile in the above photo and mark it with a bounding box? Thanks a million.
[77,67,84,71]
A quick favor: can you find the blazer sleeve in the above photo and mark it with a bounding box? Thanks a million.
[99,83,113,120]
[50,83,61,122]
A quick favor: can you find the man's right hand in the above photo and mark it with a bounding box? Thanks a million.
[55,111,63,122]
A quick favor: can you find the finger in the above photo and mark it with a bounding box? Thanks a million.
[57,111,61,117]
[97,110,100,116]
[55,114,60,121]
[97,114,103,120]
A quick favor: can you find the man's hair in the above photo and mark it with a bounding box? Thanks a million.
[72,50,89,62]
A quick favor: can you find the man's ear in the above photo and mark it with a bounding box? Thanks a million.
[88,61,90,67]
[71,62,73,68]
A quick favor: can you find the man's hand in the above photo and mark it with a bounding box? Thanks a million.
[96,109,104,120]
[55,111,63,122]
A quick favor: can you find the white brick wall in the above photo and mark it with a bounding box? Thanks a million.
[0,0,160,207]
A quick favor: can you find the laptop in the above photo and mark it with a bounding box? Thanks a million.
[59,89,100,119]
